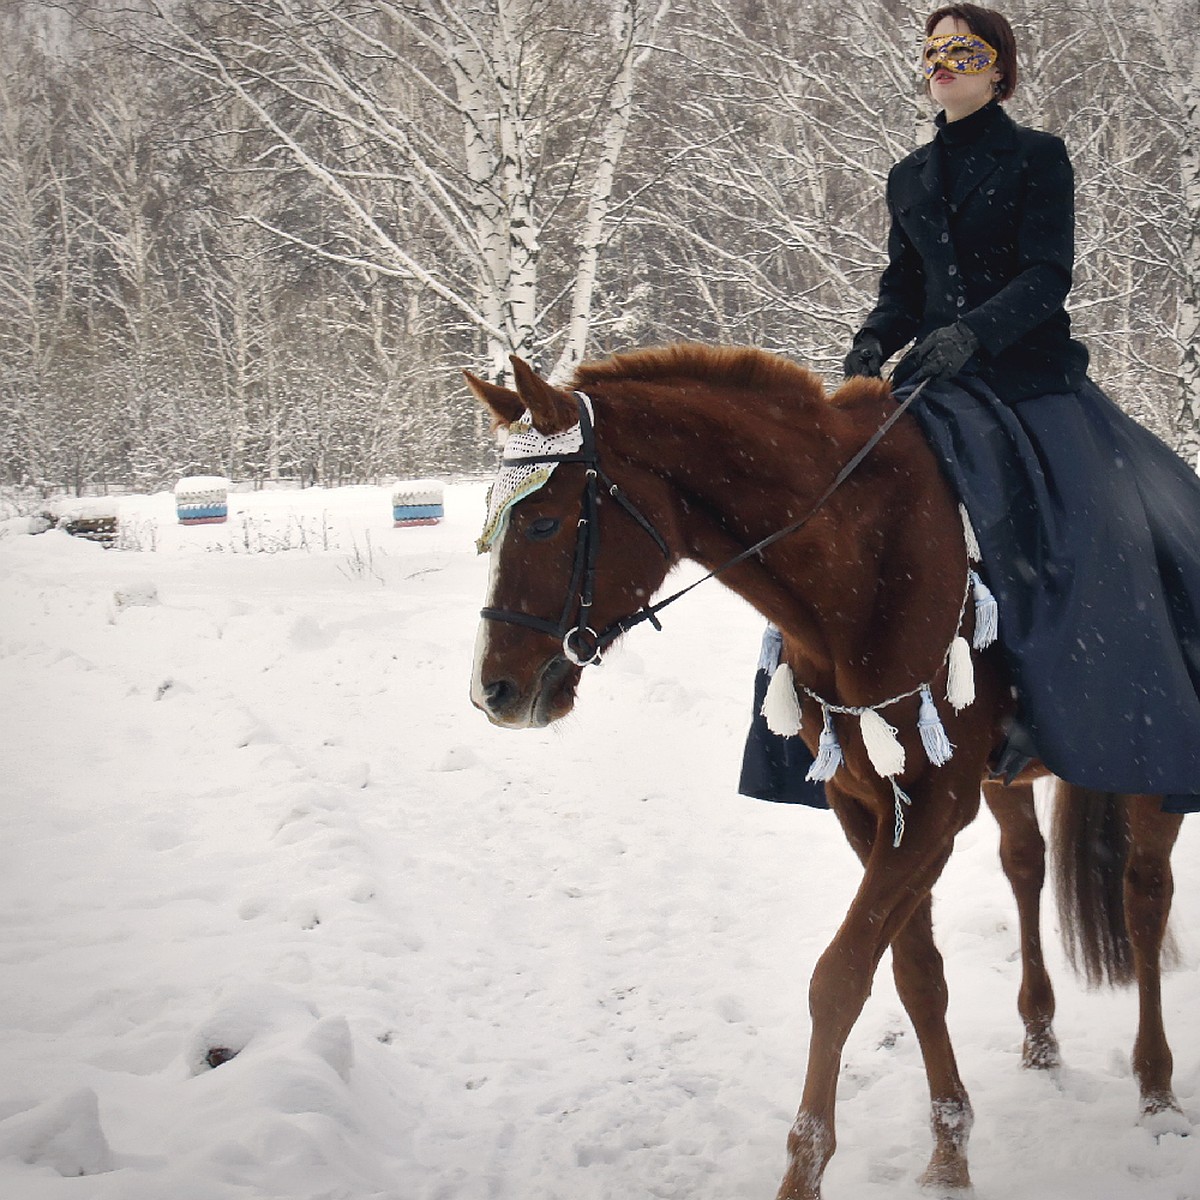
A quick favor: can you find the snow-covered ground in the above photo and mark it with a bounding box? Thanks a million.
[1,482,1197,1200]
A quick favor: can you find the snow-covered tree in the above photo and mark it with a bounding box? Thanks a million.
[1141,3,1200,465]
[135,0,669,384]
[0,0,1193,488]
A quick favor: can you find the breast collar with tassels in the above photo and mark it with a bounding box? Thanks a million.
[480,380,931,668]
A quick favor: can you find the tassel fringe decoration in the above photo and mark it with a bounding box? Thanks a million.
[806,706,844,782]
[960,505,981,563]
[891,780,913,848]
[860,708,906,778]
[766,535,994,842]
[763,663,803,737]
[918,685,954,766]
[969,571,998,650]
[946,636,976,710]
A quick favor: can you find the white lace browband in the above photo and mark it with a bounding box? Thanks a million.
[476,397,593,553]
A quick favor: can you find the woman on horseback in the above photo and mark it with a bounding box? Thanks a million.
[741,2,1200,813]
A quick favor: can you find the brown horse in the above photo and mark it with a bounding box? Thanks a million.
[463,344,1184,1199]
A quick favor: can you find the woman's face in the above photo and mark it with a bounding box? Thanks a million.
[926,15,1002,121]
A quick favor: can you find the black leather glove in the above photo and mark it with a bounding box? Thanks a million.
[843,334,883,379]
[911,321,979,383]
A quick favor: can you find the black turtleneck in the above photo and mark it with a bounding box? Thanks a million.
[934,100,1003,205]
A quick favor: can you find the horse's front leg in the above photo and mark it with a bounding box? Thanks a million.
[891,899,974,1192]
[833,795,974,1192]
[983,779,1060,1069]
[1123,795,1185,1125]
[777,778,975,1200]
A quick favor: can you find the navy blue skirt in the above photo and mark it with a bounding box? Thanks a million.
[739,374,1200,813]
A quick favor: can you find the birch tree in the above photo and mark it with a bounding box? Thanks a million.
[0,23,71,487]
[1143,4,1200,465]
[133,0,668,384]
[1044,0,1197,453]
[631,0,932,375]
[2,0,1193,490]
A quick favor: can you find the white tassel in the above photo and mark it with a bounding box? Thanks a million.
[891,780,913,848]
[960,504,981,563]
[806,706,844,782]
[763,663,803,737]
[860,708,906,777]
[918,685,954,766]
[970,571,999,650]
[946,636,976,710]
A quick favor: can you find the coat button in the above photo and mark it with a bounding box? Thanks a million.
[956,297,966,308]
[948,265,958,276]
[940,232,950,243]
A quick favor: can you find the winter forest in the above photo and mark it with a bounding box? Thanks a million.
[1,0,1197,493]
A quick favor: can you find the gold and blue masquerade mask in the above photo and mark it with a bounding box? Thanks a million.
[921,33,998,78]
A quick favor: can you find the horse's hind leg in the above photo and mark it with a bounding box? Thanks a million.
[1123,795,1185,1126]
[983,779,1060,1069]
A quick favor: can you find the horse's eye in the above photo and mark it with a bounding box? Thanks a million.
[527,516,561,541]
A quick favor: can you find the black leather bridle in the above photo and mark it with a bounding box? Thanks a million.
[480,393,671,667]
[480,379,928,668]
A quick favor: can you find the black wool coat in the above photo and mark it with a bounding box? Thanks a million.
[858,102,1090,403]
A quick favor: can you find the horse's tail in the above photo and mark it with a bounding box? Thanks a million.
[1050,781,1135,988]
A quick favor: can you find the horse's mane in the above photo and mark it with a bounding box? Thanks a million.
[572,343,831,408]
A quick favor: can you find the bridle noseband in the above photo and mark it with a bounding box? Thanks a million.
[480,379,929,668]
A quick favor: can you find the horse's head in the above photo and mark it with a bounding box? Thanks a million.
[464,357,676,729]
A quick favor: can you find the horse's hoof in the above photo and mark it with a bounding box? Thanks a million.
[1140,1097,1191,1139]
[918,1176,975,1200]
[1021,1030,1061,1071]
[918,1160,973,1197]
[774,1179,820,1200]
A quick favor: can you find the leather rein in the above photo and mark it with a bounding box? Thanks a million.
[480,378,929,667]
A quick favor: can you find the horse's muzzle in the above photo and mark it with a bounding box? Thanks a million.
[474,655,577,728]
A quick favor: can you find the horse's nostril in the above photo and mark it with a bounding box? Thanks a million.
[483,679,518,714]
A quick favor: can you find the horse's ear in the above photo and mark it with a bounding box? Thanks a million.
[463,370,524,427]
[510,356,577,434]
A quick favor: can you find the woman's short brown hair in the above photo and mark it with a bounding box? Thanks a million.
[925,4,1019,101]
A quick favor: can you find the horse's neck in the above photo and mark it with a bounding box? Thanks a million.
[614,390,964,705]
